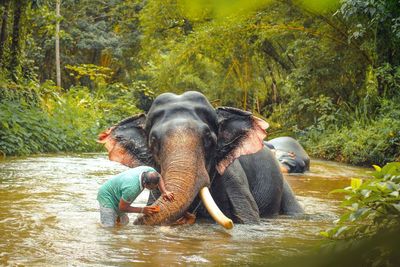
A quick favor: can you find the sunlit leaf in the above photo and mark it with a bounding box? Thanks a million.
[330,188,350,194]
[351,178,363,190]
[320,231,329,238]
[373,165,382,172]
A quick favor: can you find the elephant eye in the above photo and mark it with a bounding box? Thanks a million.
[149,133,160,153]
[203,129,216,149]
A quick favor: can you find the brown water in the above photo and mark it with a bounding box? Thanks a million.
[0,154,371,266]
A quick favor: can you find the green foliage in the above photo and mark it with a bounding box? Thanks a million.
[278,94,338,131]
[323,162,400,239]
[65,64,113,89]
[375,63,400,97]
[0,0,399,163]
[0,81,93,155]
[308,162,400,267]
[300,105,400,165]
[0,78,142,157]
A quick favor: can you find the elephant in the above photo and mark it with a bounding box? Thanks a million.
[264,137,310,174]
[98,91,303,227]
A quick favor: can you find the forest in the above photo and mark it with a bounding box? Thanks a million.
[0,0,399,165]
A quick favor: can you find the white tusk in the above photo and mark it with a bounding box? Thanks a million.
[199,187,234,229]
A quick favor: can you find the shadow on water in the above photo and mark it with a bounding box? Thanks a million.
[0,154,371,266]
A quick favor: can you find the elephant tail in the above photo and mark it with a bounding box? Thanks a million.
[280,178,304,215]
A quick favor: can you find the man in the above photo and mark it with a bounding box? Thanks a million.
[97,166,174,227]
[274,149,306,173]
[265,142,306,174]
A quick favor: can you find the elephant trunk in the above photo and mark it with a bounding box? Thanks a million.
[135,130,209,225]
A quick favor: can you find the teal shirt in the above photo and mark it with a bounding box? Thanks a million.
[97,166,156,213]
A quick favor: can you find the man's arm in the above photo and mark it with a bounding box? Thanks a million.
[158,175,175,201]
[119,199,159,214]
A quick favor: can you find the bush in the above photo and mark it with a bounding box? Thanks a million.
[0,101,63,155]
[323,162,400,239]
[298,98,400,166]
[312,162,400,267]
[0,79,143,156]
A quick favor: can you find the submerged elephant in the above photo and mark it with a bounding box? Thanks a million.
[98,91,303,227]
[264,137,310,174]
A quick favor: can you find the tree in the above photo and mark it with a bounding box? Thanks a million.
[0,0,11,66]
[339,0,400,97]
[55,0,61,87]
[8,0,25,81]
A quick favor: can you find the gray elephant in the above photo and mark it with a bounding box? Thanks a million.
[98,91,303,227]
[264,137,310,173]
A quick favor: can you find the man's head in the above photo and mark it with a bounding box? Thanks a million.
[142,171,160,190]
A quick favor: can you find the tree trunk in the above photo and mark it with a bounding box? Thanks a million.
[55,0,61,87]
[8,0,23,81]
[266,63,278,104]
[0,0,10,66]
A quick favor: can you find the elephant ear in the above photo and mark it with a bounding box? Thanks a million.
[98,114,153,167]
[215,107,269,175]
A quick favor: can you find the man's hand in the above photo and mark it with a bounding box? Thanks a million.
[173,212,196,225]
[162,191,175,201]
[142,206,160,215]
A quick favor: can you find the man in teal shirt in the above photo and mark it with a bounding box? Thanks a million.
[97,166,174,227]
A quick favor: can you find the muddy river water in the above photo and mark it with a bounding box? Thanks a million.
[0,153,371,266]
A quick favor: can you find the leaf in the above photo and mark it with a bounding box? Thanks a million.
[351,178,363,190]
[1,121,9,129]
[320,231,329,238]
[389,191,399,197]
[349,207,370,221]
[330,188,350,194]
[392,203,400,212]
[364,195,382,203]
[334,226,349,238]
[360,189,371,198]
[372,165,381,172]
[351,203,359,210]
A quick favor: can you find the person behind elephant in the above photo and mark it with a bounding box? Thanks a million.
[97,166,174,227]
[264,139,309,174]
[275,149,306,174]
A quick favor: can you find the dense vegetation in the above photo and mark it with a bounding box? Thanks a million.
[0,0,399,165]
[273,162,400,267]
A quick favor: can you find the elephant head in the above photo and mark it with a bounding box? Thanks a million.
[98,91,269,227]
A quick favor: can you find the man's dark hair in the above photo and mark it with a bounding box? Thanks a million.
[142,171,160,186]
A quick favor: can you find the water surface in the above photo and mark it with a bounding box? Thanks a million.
[0,154,371,266]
